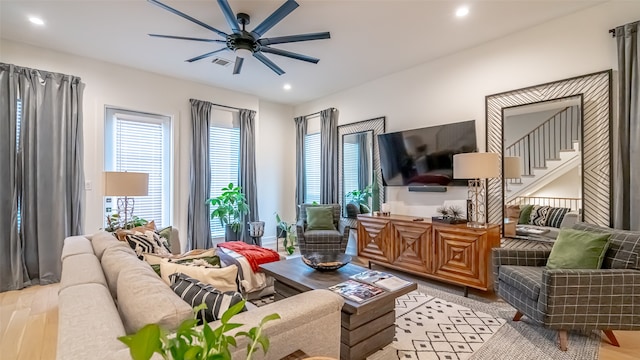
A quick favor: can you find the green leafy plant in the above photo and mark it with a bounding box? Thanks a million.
[118,300,280,360]
[346,185,372,205]
[208,183,250,233]
[104,214,149,232]
[275,213,296,255]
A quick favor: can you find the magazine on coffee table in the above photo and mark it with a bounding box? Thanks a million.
[328,280,385,303]
[350,270,412,291]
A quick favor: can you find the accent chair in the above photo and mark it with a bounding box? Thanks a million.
[492,222,640,351]
[296,203,350,254]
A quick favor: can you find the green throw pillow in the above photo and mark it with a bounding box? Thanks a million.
[360,203,371,214]
[306,207,336,231]
[157,226,172,247]
[546,228,611,269]
[518,205,534,225]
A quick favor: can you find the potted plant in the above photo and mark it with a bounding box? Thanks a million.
[209,183,250,241]
[275,213,296,255]
[432,205,467,224]
[104,214,148,232]
[346,185,372,213]
[119,300,279,360]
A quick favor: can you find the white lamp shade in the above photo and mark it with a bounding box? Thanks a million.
[453,152,501,179]
[103,172,149,196]
[503,157,522,179]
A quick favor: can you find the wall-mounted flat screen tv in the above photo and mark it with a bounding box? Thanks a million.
[378,120,477,186]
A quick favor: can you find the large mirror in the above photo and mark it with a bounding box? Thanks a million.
[338,117,386,219]
[502,96,583,239]
[486,70,612,236]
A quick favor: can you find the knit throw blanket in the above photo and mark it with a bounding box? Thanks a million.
[217,241,280,272]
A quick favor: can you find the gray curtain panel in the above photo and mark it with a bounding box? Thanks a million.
[320,108,339,204]
[0,63,85,290]
[238,109,259,243]
[0,64,29,291]
[187,99,213,249]
[614,21,640,231]
[357,133,371,191]
[294,116,307,215]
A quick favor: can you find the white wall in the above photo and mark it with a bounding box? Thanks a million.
[531,166,582,199]
[0,39,294,242]
[294,1,640,217]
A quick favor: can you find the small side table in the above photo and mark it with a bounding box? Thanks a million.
[503,218,517,237]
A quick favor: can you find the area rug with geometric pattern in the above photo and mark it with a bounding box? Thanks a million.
[368,291,505,360]
[367,284,600,360]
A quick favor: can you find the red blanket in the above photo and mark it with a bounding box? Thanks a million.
[217,241,280,272]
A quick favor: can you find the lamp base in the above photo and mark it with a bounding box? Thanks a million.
[466,221,488,228]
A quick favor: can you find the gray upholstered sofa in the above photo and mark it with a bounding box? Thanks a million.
[57,231,344,360]
[492,222,640,351]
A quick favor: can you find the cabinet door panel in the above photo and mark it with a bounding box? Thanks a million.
[433,228,485,287]
[358,219,392,264]
[391,222,432,273]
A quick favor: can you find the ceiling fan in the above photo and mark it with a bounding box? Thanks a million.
[148,0,330,76]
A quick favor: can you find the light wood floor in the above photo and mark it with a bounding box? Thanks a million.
[1,283,638,360]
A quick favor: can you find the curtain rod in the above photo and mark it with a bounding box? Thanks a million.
[609,29,616,37]
[190,98,255,112]
[303,107,336,119]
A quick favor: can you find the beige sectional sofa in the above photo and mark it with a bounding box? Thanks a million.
[57,231,344,360]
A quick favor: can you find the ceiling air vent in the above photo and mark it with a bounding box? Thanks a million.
[211,57,232,67]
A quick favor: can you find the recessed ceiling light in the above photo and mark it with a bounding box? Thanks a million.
[283,84,292,91]
[455,6,469,18]
[28,16,45,26]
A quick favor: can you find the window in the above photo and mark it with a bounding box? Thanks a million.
[342,141,360,205]
[104,108,172,228]
[304,132,321,204]
[16,99,22,230]
[209,126,240,238]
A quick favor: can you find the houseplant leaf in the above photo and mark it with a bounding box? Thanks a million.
[118,324,162,360]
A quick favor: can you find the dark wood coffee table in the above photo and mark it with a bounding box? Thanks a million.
[260,258,417,360]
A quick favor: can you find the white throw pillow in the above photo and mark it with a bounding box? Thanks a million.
[160,261,238,293]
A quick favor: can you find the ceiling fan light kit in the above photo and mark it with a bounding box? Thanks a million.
[147,0,330,76]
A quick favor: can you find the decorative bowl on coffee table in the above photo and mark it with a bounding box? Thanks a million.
[301,252,352,271]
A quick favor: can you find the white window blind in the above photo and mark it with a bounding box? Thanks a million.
[16,99,22,230]
[343,142,360,205]
[209,126,240,238]
[304,132,321,204]
[105,108,171,228]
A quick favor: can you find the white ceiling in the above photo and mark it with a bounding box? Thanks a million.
[0,0,603,105]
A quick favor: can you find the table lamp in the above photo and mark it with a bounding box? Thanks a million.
[103,171,149,227]
[453,152,500,227]
[503,156,522,192]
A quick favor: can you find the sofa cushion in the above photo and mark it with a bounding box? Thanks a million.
[57,283,127,360]
[573,223,640,270]
[306,207,336,231]
[101,245,149,299]
[530,206,550,226]
[125,232,171,258]
[498,265,544,301]
[518,205,534,225]
[159,261,238,292]
[546,228,611,269]
[303,229,343,244]
[60,253,108,292]
[117,265,193,334]
[545,207,570,228]
[92,231,128,260]
[61,236,94,261]
[169,273,245,324]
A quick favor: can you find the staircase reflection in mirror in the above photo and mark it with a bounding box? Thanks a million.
[502,95,583,239]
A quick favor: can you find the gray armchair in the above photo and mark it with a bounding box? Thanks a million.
[296,204,350,254]
[492,223,640,351]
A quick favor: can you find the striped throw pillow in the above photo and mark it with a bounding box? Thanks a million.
[545,207,570,228]
[126,231,171,259]
[529,206,550,226]
[169,273,246,324]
